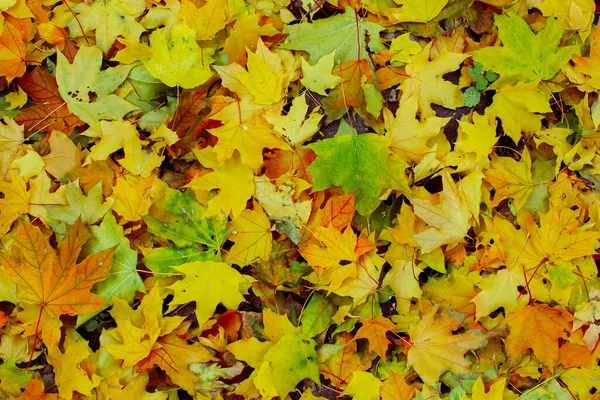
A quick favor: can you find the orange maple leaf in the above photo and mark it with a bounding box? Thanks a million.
[504,303,572,368]
[0,20,28,81]
[353,315,396,359]
[0,219,114,348]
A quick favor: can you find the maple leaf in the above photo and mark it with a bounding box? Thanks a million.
[56,46,137,127]
[264,93,323,145]
[390,0,448,23]
[46,181,114,226]
[226,203,273,266]
[308,134,405,216]
[300,51,341,95]
[168,261,250,327]
[186,148,254,218]
[109,175,155,222]
[343,371,382,400]
[504,303,572,368]
[0,21,26,80]
[484,148,534,210]
[321,59,371,122]
[406,306,488,386]
[144,184,228,257]
[300,225,360,291]
[15,68,83,134]
[0,171,29,234]
[380,371,415,400]
[180,0,227,41]
[320,332,372,389]
[521,204,600,268]
[386,94,449,163]
[484,80,551,144]
[321,193,356,231]
[410,170,472,253]
[280,6,381,63]
[67,0,145,53]
[42,132,81,180]
[47,332,101,399]
[208,121,289,167]
[103,287,214,393]
[0,118,25,180]
[570,26,600,91]
[228,309,320,399]
[0,219,113,348]
[399,43,468,117]
[353,315,396,359]
[79,212,145,323]
[473,10,577,85]
[301,292,335,337]
[144,23,214,89]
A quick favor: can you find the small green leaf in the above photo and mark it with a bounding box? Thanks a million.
[468,62,483,79]
[485,69,498,82]
[475,77,488,91]
[463,87,481,107]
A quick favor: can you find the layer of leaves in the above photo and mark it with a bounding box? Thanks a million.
[0,0,599,399]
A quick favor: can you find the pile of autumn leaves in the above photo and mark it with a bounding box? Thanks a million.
[1,0,600,398]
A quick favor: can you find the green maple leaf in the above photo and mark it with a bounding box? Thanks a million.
[56,46,138,128]
[46,182,114,226]
[77,212,145,325]
[473,11,577,84]
[144,185,228,262]
[68,0,146,53]
[262,333,320,398]
[279,6,383,63]
[307,134,407,216]
[300,293,335,338]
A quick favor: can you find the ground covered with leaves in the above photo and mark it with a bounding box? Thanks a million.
[0,0,599,398]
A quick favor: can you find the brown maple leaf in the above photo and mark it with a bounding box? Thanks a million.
[15,67,84,134]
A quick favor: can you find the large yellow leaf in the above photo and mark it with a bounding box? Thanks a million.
[406,306,488,386]
[209,121,288,167]
[410,170,472,253]
[226,203,273,266]
[187,148,254,219]
[168,261,250,327]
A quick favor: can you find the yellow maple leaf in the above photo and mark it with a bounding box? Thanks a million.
[399,44,468,117]
[484,80,551,144]
[264,93,323,145]
[0,171,29,234]
[216,39,285,105]
[226,202,273,266]
[87,121,138,161]
[209,121,289,167]
[386,94,448,163]
[300,225,359,291]
[168,261,250,327]
[0,118,25,181]
[109,175,155,222]
[186,148,254,219]
[390,0,448,23]
[484,148,534,210]
[410,170,472,253]
[300,51,341,95]
[47,331,101,399]
[406,306,488,386]
[343,371,382,400]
